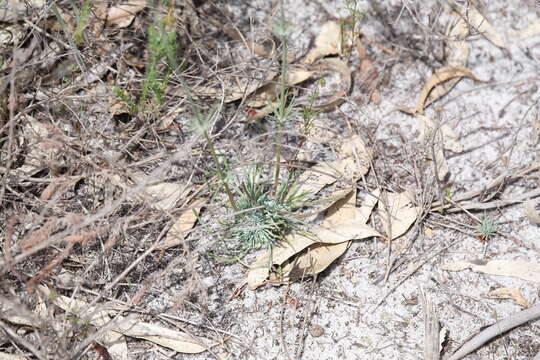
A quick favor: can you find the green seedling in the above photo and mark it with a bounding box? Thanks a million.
[114,9,181,113]
[73,1,92,45]
[190,105,238,211]
[340,0,365,55]
[213,168,308,263]
[476,215,498,241]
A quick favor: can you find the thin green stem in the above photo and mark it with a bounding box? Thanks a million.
[204,131,238,211]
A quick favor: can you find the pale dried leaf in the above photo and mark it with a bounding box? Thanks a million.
[378,190,419,239]
[484,287,531,308]
[106,0,147,28]
[160,198,205,250]
[115,319,212,354]
[459,6,506,48]
[314,220,382,244]
[247,218,381,289]
[296,135,371,195]
[356,189,380,223]
[509,20,540,40]
[247,67,316,108]
[38,285,214,354]
[0,353,27,360]
[447,13,470,66]
[295,161,341,195]
[323,189,357,226]
[275,241,350,281]
[440,260,540,282]
[312,58,352,111]
[304,21,342,64]
[140,182,188,211]
[417,65,479,114]
[524,199,540,225]
[247,233,317,289]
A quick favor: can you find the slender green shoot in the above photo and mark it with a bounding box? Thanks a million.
[190,105,238,211]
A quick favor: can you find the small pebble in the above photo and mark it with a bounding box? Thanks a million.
[309,323,324,338]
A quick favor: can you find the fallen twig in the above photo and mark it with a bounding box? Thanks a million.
[446,303,540,360]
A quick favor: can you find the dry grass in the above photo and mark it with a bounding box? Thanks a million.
[1,1,539,359]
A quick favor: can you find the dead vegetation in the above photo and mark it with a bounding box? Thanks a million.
[1,0,540,359]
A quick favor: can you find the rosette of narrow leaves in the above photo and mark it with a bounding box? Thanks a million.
[215,169,308,262]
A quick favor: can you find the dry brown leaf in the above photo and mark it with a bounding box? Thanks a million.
[509,20,540,40]
[38,285,215,354]
[304,21,342,64]
[378,190,419,240]
[356,189,380,223]
[139,182,188,211]
[247,221,381,289]
[295,161,342,195]
[524,199,540,225]
[246,67,316,108]
[0,353,27,360]
[106,0,147,28]
[440,260,540,282]
[458,6,506,49]
[296,135,371,194]
[38,286,129,358]
[272,241,350,283]
[247,188,382,289]
[247,232,317,288]
[115,320,213,354]
[312,57,352,111]
[447,13,470,66]
[159,199,205,250]
[423,13,470,109]
[417,65,479,114]
[323,189,357,226]
[484,287,531,308]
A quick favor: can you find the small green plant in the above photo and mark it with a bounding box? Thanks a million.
[340,0,365,54]
[476,216,498,241]
[115,10,180,113]
[190,105,238,211]
[208,2,311,263]
[271,1,296,190]
[73,1,92,45]
[214,168,308,262]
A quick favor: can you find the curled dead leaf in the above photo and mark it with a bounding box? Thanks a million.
[416,65,479,114]
[303,21,342,64]
[106,0,147,28]
[312,57,352,111]
[484,287,531,308]
[159,199,205,250]
[39,285,216,354]
[378,190,420,240]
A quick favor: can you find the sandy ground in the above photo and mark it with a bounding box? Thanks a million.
[158,1,540,359]
[2,0,539,359]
